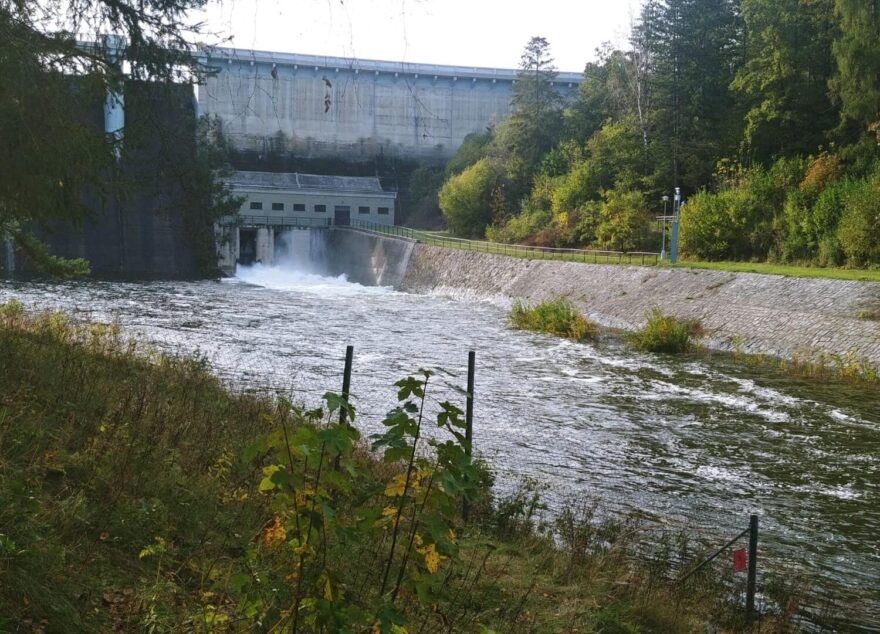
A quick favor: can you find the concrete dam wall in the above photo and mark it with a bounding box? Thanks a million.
[321,229,414,288]
[324,230,880,366]
[198,47,580,161]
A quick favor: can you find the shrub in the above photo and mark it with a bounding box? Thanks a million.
[509,298,598,341]
[438,157,496,237]
[487,208,552,244]
[679,189,743,260]
[595,188,652,252]
[837,176,880,266]
[629,308,696,353]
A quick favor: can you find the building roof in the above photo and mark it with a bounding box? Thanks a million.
[226,171,390,195]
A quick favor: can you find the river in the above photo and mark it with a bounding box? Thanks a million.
[2,265,878,631]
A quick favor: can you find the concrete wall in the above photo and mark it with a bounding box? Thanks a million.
[199,48,580,161]
[401,245,880,366]
[322,228,414,288]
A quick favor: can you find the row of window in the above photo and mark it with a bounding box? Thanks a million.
[249,201,389,215]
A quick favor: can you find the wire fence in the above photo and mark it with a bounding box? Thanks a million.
[346,220,661,266]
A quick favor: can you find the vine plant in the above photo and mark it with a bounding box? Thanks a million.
[229,370,481,633]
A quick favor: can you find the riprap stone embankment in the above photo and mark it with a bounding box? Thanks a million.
[401,244,880,365]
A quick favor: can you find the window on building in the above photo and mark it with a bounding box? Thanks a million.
[249,201,263,210]
[358,206,370,214]
[293,203,306,212]
[315,204,327,213]
[378,207,390,215]
[272,202,284,211]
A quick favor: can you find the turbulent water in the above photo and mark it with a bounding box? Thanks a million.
[2,262,879,631]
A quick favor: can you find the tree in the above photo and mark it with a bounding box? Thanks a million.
[731,0,838,162]
[504,37,565,180]
[638,0,743,193]
[438,158,496,237]
[0,0,215,275]
[830,0,880,133]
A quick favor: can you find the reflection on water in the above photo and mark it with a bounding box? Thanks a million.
[2,268,878,630]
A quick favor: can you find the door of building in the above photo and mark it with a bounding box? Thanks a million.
[334,206,351,226]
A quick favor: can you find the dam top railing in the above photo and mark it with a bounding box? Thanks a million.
[221,215,332,229]
[346,220,661,267]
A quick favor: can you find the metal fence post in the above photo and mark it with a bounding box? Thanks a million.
[340,345,354,425]
[462,350,475,523]
[746,514,759,623]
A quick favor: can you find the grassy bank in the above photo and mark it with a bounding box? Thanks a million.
[671,259,880,282]
[0,302,787,632]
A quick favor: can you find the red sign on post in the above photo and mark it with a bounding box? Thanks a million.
[733,548,748,572]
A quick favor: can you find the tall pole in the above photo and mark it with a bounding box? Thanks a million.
[339,345,354,426]
[670,187,681,264]
[746,514,759,623]
[462,350,475,523]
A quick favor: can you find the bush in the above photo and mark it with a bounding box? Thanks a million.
[486,208,551,244]
[509,298,598,341]
[438,157,496,237]
[837,176,880,266]
[595,188,652,251]
[679,189,744,260]
[629,308,696,353]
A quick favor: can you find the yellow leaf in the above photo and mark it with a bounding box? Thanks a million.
[324,577,333,601]
[418,543,443,574]
[384,473,408,497]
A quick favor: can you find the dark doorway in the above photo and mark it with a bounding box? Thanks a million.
[334,205,351,226]
[238,228,257,266]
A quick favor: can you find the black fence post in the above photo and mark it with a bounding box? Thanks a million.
[462,350,475,523]
[340,345,354,426]
[746,514,759,623]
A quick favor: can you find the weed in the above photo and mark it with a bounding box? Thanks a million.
[629,308,700,353]
[509,298,598,342]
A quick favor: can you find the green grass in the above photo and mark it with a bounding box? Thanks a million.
[509,299,598,342]
[0,301,789,632]
[671,259,880,282]
[369,224,880,280]
[629,308,701,353]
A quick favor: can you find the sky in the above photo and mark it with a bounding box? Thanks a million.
[196,0,641,73]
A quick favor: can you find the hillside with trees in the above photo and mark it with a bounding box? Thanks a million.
[436,0,880,268]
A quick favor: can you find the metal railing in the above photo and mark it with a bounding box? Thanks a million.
[221,215,332,229]
[345,220,661,266]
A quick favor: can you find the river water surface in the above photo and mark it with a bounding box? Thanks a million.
[2,266,878,630]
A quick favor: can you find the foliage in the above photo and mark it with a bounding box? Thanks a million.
[595,188,652,252]
[506,37,565,175]
[629,308,698,353]
[509,298,598,342]
[404,165,445,229]
[830,0,880,131]
[449,8,880,271]
[836,174,880,266]
[445,131,494,178]
[732,0,838,161]
[439,158,496,237]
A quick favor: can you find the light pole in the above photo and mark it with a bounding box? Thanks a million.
[660,195,670,260]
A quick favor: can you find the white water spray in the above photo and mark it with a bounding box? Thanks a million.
[231,229,391,297]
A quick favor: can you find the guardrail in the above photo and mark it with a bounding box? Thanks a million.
[221,215,332,229]
[346,220,660,266]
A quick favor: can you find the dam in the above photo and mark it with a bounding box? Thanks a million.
[197,46,582,161]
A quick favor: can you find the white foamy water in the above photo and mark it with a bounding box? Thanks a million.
[231,263,392,297]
